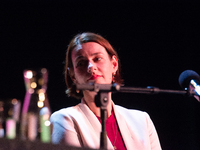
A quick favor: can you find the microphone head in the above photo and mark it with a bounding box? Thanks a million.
[178,70,200,89]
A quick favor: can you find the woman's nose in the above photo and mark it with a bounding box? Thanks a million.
[87,61,94,73]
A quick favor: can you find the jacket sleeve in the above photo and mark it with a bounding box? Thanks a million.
[50,110,82,147]
[145,112,162,150]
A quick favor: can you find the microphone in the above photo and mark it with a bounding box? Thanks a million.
[178,70,200,102]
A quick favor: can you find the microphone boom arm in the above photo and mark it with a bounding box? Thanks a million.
[76,83,196,96]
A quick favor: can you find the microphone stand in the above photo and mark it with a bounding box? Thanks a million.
[76,83,196,150]
[95,91,108,150]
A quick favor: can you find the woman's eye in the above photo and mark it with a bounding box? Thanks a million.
[95,57,102,61]
[76,60,86,67]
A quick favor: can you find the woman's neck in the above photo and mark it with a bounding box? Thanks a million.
[82,91,112,117]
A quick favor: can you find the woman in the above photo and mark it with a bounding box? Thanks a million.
[50,32,162,150]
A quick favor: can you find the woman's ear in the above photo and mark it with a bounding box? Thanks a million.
[112,55,118,72]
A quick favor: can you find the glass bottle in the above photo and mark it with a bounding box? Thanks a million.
[0,101,4,138]
[5,98,21,139]
[20,68,51,142]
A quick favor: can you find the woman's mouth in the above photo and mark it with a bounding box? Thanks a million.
[88,75,102,81]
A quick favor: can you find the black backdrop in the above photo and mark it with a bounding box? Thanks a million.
[1,0,200,149]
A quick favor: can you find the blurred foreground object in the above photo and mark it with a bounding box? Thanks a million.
[0,98,21,139]
[21,68,51,142]
[0,101,5,137]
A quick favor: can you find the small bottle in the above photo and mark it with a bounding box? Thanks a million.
[5,98,21,139]
[0,101,5,138]
[20,68,51,142]
[40,107,51,143]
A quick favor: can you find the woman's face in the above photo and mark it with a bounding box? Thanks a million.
[70,42,118,85]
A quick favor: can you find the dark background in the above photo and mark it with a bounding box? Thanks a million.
[1,0,200,149]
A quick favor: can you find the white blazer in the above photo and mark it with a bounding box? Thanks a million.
[50,100,162,150]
